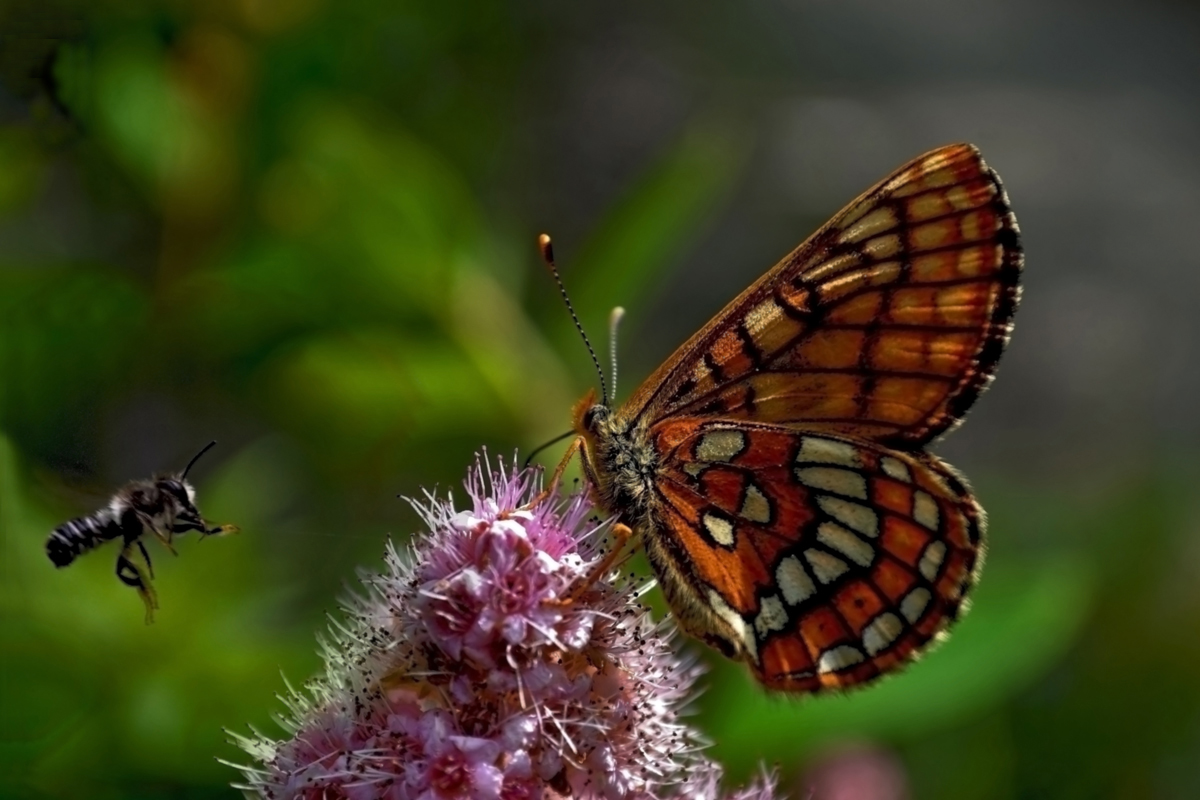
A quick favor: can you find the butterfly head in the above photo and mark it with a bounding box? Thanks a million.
[572,387,611,438]
[571,386,661,528]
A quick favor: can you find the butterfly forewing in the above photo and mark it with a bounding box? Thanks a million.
[624,143,1021,447]
[647,421,983,692]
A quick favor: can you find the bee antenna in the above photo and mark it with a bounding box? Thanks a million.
[182,441,218,479]
[608,306,624,402]
[524,430,575,468]
[539,234,608,405]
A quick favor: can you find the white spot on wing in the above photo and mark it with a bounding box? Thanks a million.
[703,512,736,547]
[880,456,911,483]
[795,466,868,500]
[696,429,746,463]
[838,205,898,244]
[817,644,865,674]
[740,483,771,523]
[805,549,850,585]
[862,612,904,656]
[776,556,816,605]
[863,233,902,259]
[838,198,874,228]
[754,594,789,637]
[919,540,946,581]
[913,490,940,532]
[817,521,875,567]
[708,590,757,663]
[817,495,879,538]
[900,587,931,623]
[796,437,861,468]
[744,298,782,337]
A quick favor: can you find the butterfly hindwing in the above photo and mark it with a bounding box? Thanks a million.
[642,419,983,692]
[625,143,1022,447]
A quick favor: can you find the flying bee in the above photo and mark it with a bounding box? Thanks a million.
[46,441,238,622]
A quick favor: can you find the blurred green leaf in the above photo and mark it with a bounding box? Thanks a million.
[257,329,507,458]
[263,100,484,306]
[561,122,751,344]
[184,101,489,364]
[0,266,148,459]
[94,37,191,188]
[0,129,45,214]
[50,41,94,127]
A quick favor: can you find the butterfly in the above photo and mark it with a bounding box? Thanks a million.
[552,143,1022,692]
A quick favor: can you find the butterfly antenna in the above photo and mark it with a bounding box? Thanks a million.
[182,441,218,479]
[608,306,625,402]
[524,430,575,468]
[539,233,609,404]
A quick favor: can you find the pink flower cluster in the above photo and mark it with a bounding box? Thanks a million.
[228,455,780,800]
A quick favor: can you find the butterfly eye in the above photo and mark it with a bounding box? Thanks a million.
[582,405,607,433]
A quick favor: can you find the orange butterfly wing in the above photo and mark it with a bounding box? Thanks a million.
[621,143,1022,447]
[643,419,982,691]
[572,143,1018,693]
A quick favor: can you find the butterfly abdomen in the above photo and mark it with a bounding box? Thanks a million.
[46,509,123,567]
[582,408,754,660]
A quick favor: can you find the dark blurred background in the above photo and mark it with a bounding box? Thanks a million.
[2,1,1199,798]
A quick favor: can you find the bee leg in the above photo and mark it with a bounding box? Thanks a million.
[136,540,155,579]
[116,547,159,624]
[151,527,179,556]
[135,508,179,556]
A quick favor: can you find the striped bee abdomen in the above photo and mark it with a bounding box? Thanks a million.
[46,510,121,568]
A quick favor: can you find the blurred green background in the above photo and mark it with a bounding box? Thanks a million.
[3,1,1200,798]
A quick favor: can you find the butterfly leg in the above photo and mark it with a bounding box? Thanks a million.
[578,521,633,589]
[116,545,159,624]
[520,436,584,511]
[548,522,634,607]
